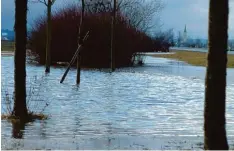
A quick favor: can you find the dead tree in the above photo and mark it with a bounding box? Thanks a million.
[110,0,117,71]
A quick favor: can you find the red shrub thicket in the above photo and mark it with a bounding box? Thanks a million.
[28,5,164,68]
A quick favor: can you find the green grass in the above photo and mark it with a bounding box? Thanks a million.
[150,50,234,68]
[1,40,15,52]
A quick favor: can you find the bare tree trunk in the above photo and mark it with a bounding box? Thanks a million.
[204,0,229,149]
[77,0,85,84]
[110,0,116,72]
[13,0,28,120]
[45,0,52,73]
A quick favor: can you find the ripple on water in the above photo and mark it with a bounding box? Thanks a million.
[1,56,234,149]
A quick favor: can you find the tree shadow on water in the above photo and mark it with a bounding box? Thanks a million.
[12,121,26,139]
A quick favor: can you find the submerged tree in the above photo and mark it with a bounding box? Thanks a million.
[77,0,85,84]
[13,0,28,120]
[204,0,229,149]
[110,0,117,71]
[12,122,26,139]
[32,0,56,73]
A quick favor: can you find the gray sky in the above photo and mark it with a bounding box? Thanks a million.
[1,0,234,39]
[161,0,234,39]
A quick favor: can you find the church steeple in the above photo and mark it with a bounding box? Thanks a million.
[184,24,187,33]
[183,24,187,45]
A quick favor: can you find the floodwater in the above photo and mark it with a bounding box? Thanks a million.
[1,56,234,150]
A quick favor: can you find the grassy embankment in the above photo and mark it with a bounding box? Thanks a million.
[1,41,15,52]
[150,50,234,68]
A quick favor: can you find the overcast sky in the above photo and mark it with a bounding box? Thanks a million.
[1,0,234,39]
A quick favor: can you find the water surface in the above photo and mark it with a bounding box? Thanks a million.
[1,56,234,149]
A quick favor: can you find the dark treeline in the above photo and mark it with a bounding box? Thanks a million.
[28,4,171,68]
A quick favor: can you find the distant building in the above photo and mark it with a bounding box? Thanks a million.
[175,25,188,47]
[1,37,9,41]
[183,25,187,44]
[2,32,8,36]
[1,32,8,40]
[1,29,15,41]
[176,31,182,46]
[228,40,234,51]
[181,25,187,47]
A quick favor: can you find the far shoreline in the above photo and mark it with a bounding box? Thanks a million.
[149,50,234,68]
[2,49,234,68]
[1,51,14,56]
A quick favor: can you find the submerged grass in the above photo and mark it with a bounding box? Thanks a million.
[1,41,15,52]
[1,76,50,123]
[150,50,234,68]
[1,113,48,123]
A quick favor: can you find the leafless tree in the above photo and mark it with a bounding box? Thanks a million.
[204,0,229,149]
[85,0,163,33]
[13,0,28,121]
[119,0,163,32]
[31,0,56,73]
[110,0,116,71]
[85,0,112,13]
[77,0,85,84]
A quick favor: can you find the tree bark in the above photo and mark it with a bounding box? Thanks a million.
[77,0,85,84]
[204,0,229,149]
[45,0,52,73]
[110,0,116,72]
[13,0,28,120]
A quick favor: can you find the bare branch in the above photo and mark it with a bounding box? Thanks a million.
[52,0,56,5]
[119,0,164,32]
[84,0,163,33]
[30,0,56,6]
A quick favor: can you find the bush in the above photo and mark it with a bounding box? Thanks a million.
[28,5,166,68]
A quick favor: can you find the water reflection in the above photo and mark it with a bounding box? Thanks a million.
[106,123,116,150]
[40,121,47,139]
[12,121,26,139]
